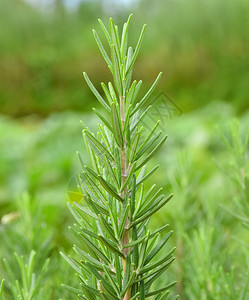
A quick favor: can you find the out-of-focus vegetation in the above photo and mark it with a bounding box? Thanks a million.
[1,105,249,298]
[1,0,249,116]
[1,0,249,299]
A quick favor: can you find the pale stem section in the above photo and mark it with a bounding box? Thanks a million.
[120,90,131,299]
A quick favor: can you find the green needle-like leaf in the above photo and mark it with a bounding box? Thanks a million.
[111,102,123,147]
[93,108,112,131]
[111,45,123,95]
[98,19,111,44]
[98,175,123,202]
[145,281,177,297]
[0,279,4,298]
[131,72,162,116]
[84,129,114,162]
[98,235,124,258]
[120,162,136,193]
[121,14,132,58]
[131,194,173,228]
[135,135,168,171]
[83,72,110,111]
[92,29,112,68]
[126,24,146,76]
[145,230,174,265]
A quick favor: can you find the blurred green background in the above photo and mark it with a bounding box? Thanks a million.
[1,0,249,117]
[1,0,249,299]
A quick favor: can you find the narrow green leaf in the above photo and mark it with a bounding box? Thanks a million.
[129,128,142,163]
[79,233,111,264]
[115,253,122,289]
[140,280,145,299]
[135,135,168,171]
[131,105,152,132]
[27,250,36,286]
[98,235,124,257]
[132,79,142,104]
[121,271,136,297]
[73,202,98,220]
[93,108,112,131]
[80,282,101,297]
[138,233,149,269]
[118,203,130,240]
[130,292,141,300]
[137,192,164,218]
[101,82,113,106]
[98,175,123,202]
[108,82,118,104]
[98,19,111,44]
[107,203,119,240]
[155,291,170,300]
[136,165,159,188]
[131,194,173,228]
[86,262,119,299]
[146,281,177,297]
[98,281,120,300]
[60,252,81,274]
[83,72,110,111]
[132,225,139,268]
[145,230,173,265]
[133,183,144,218]
[98,214,117,242]
[111,102,123,147]
[103,155,119,190]
[84,129,114,162]
[97,124,113,154]
[137,131,162,161]
[130,174,136,216]
[149,224,169,239]
[123,235,147,249]
[131,72,162,115]
[103,265,121,296]
[137,258,175,284]
[73,246,112,273]
[135,120,160,158]
[125,47,133,89]
[126,80,137,110]
[61,284,85,296]
[109,18,121,63]
[111,45,123,95]
[121,14,133,58]
[139,247,176,274]
[114,147,121,185]
[0,279,4,298]
[126,24,146,76]
[92,29,112,68]
[122,253,131,291]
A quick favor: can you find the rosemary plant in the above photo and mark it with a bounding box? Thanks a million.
[62,15,176,299]
[219,120,249,229]
[1,194,50,300]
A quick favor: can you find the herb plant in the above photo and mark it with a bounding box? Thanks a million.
[61,15,177,299]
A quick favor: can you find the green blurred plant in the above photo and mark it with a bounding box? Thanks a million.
[61,15,177,299]
[0,194,51,300]
[2,251,49,300]
[219,119,249,230]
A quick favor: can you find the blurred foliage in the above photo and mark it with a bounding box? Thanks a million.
[0,0,249,116]
[1,103,249,298]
